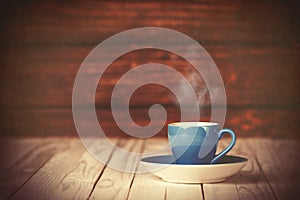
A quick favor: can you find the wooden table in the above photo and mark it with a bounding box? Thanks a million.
[0,137,299,200]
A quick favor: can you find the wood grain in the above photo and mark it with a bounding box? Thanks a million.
[129,138,204,200]
[1,46,299,108]
[0,137,69,199]
[41,138,117,200]
[0,137,299,199]
[225,138,275,200]
[9,139,85,199]
[247,139,300,200]
[89,139,144,200]
[166,183,203,200]
[1,107,298,138]
[0,0,299,137]
[204,138,300,200]
[127,138,169,200]
[203,139,240,200]
[1,1,298,45]
[0,138,47,175]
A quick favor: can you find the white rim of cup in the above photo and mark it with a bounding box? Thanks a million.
[168,121,219,127]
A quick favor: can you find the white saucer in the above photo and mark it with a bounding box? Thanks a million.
[140,155,247,183]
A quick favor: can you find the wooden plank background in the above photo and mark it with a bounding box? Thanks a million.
[0,0,299,137]
[1,137,299,199]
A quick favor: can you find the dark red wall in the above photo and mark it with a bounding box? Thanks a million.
[0,0,299,138]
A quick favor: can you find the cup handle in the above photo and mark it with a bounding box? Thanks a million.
[210,129,236,164]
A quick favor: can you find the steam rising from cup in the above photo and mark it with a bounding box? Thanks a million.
[73,27,227,173]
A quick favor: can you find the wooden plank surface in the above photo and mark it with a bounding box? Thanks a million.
[89,139,144,200]
[1,46,298,108]
[247,139,300,200]
[1,107,298,138]
[127,138,169,200]
[9,139,86,199]
[0,138,48,175]
[203,138,276,200]
[1,1,298,45]
[0,0,299,138]
[0,137,69,199]
[0,137,299,199]
[128,138,204,200]
[50,138,118,200]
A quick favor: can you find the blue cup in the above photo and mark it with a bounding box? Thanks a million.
[168,122,236,164]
